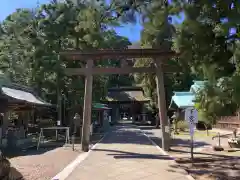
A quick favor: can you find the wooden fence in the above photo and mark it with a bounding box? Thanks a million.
[215,116,240,130]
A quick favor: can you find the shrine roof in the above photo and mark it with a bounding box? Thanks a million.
[105,87,150,102]
[0,72,51,107]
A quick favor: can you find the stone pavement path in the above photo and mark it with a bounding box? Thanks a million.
[66,124,188,180]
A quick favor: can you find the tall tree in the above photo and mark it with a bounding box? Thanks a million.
[0,0,132,108]
[173,1,240,121]
[133,1,191,112]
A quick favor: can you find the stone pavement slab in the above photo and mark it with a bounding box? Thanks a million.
[66,124,189,180]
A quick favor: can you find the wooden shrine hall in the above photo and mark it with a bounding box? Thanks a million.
[60,48,178,152]
[101,86,150,123]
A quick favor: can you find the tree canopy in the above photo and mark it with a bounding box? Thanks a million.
[1,0,240,123]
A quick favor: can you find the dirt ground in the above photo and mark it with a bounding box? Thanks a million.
[140,126,240,180]
[172,155,240,180]
[169,131,240,180]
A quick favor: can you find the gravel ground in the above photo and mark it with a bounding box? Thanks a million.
[7,133,104,180]
[9,145,81,180]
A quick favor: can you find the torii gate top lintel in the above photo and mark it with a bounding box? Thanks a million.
[60,48,178,75]
[59,48,176,60]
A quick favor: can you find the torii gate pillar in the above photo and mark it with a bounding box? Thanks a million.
[155,60,170,151]
[81,59,93,152]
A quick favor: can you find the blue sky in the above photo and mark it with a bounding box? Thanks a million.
[0,0,183,42]
[0,0,142,42]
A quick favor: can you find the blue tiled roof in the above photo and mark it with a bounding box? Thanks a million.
[170,91,195,108]
[169,80,207,109]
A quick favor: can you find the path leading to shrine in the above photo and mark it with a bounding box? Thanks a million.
[56,123,191,180]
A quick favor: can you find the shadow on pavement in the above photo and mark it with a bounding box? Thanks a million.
[169,148,240,158]
[135,124,240,179]
[100,128,153,146]
[137,126,158,130]
[3,143,64,159]
[4,133,104,159]
[93,148,172,160]
[101,124,211,150]
[139,125,211,149]
[171,138,210,148]
[170,155,240,180]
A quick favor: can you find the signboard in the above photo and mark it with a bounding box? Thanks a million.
[185,108,198,135]
[184,107,198,162]
[185,108,198,124]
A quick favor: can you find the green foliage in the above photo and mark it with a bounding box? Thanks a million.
[133,1,193,110]
[169,1,240,124]
[194,68,237,124]
[0,0,132,107]
[121,0,240,124]
[2,0,240,125]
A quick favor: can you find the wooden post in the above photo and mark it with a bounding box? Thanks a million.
[57,55,62,126]
[190,134,194,162]
[2,111,9,137]
[81,59,93,152]
[155,60,170,151]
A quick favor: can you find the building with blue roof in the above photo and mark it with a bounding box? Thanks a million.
[169,92,195,109]
[169,80,206,109]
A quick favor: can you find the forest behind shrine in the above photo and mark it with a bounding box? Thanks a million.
[1,0,240,124]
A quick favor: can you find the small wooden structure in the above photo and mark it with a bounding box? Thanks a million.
[37,126,70,150]
[60,48,177,152]
[0,73,51,148]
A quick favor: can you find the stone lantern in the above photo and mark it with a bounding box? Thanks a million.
[72,113,81,151]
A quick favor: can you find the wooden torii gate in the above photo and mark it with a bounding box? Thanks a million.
[60,49,177,152]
